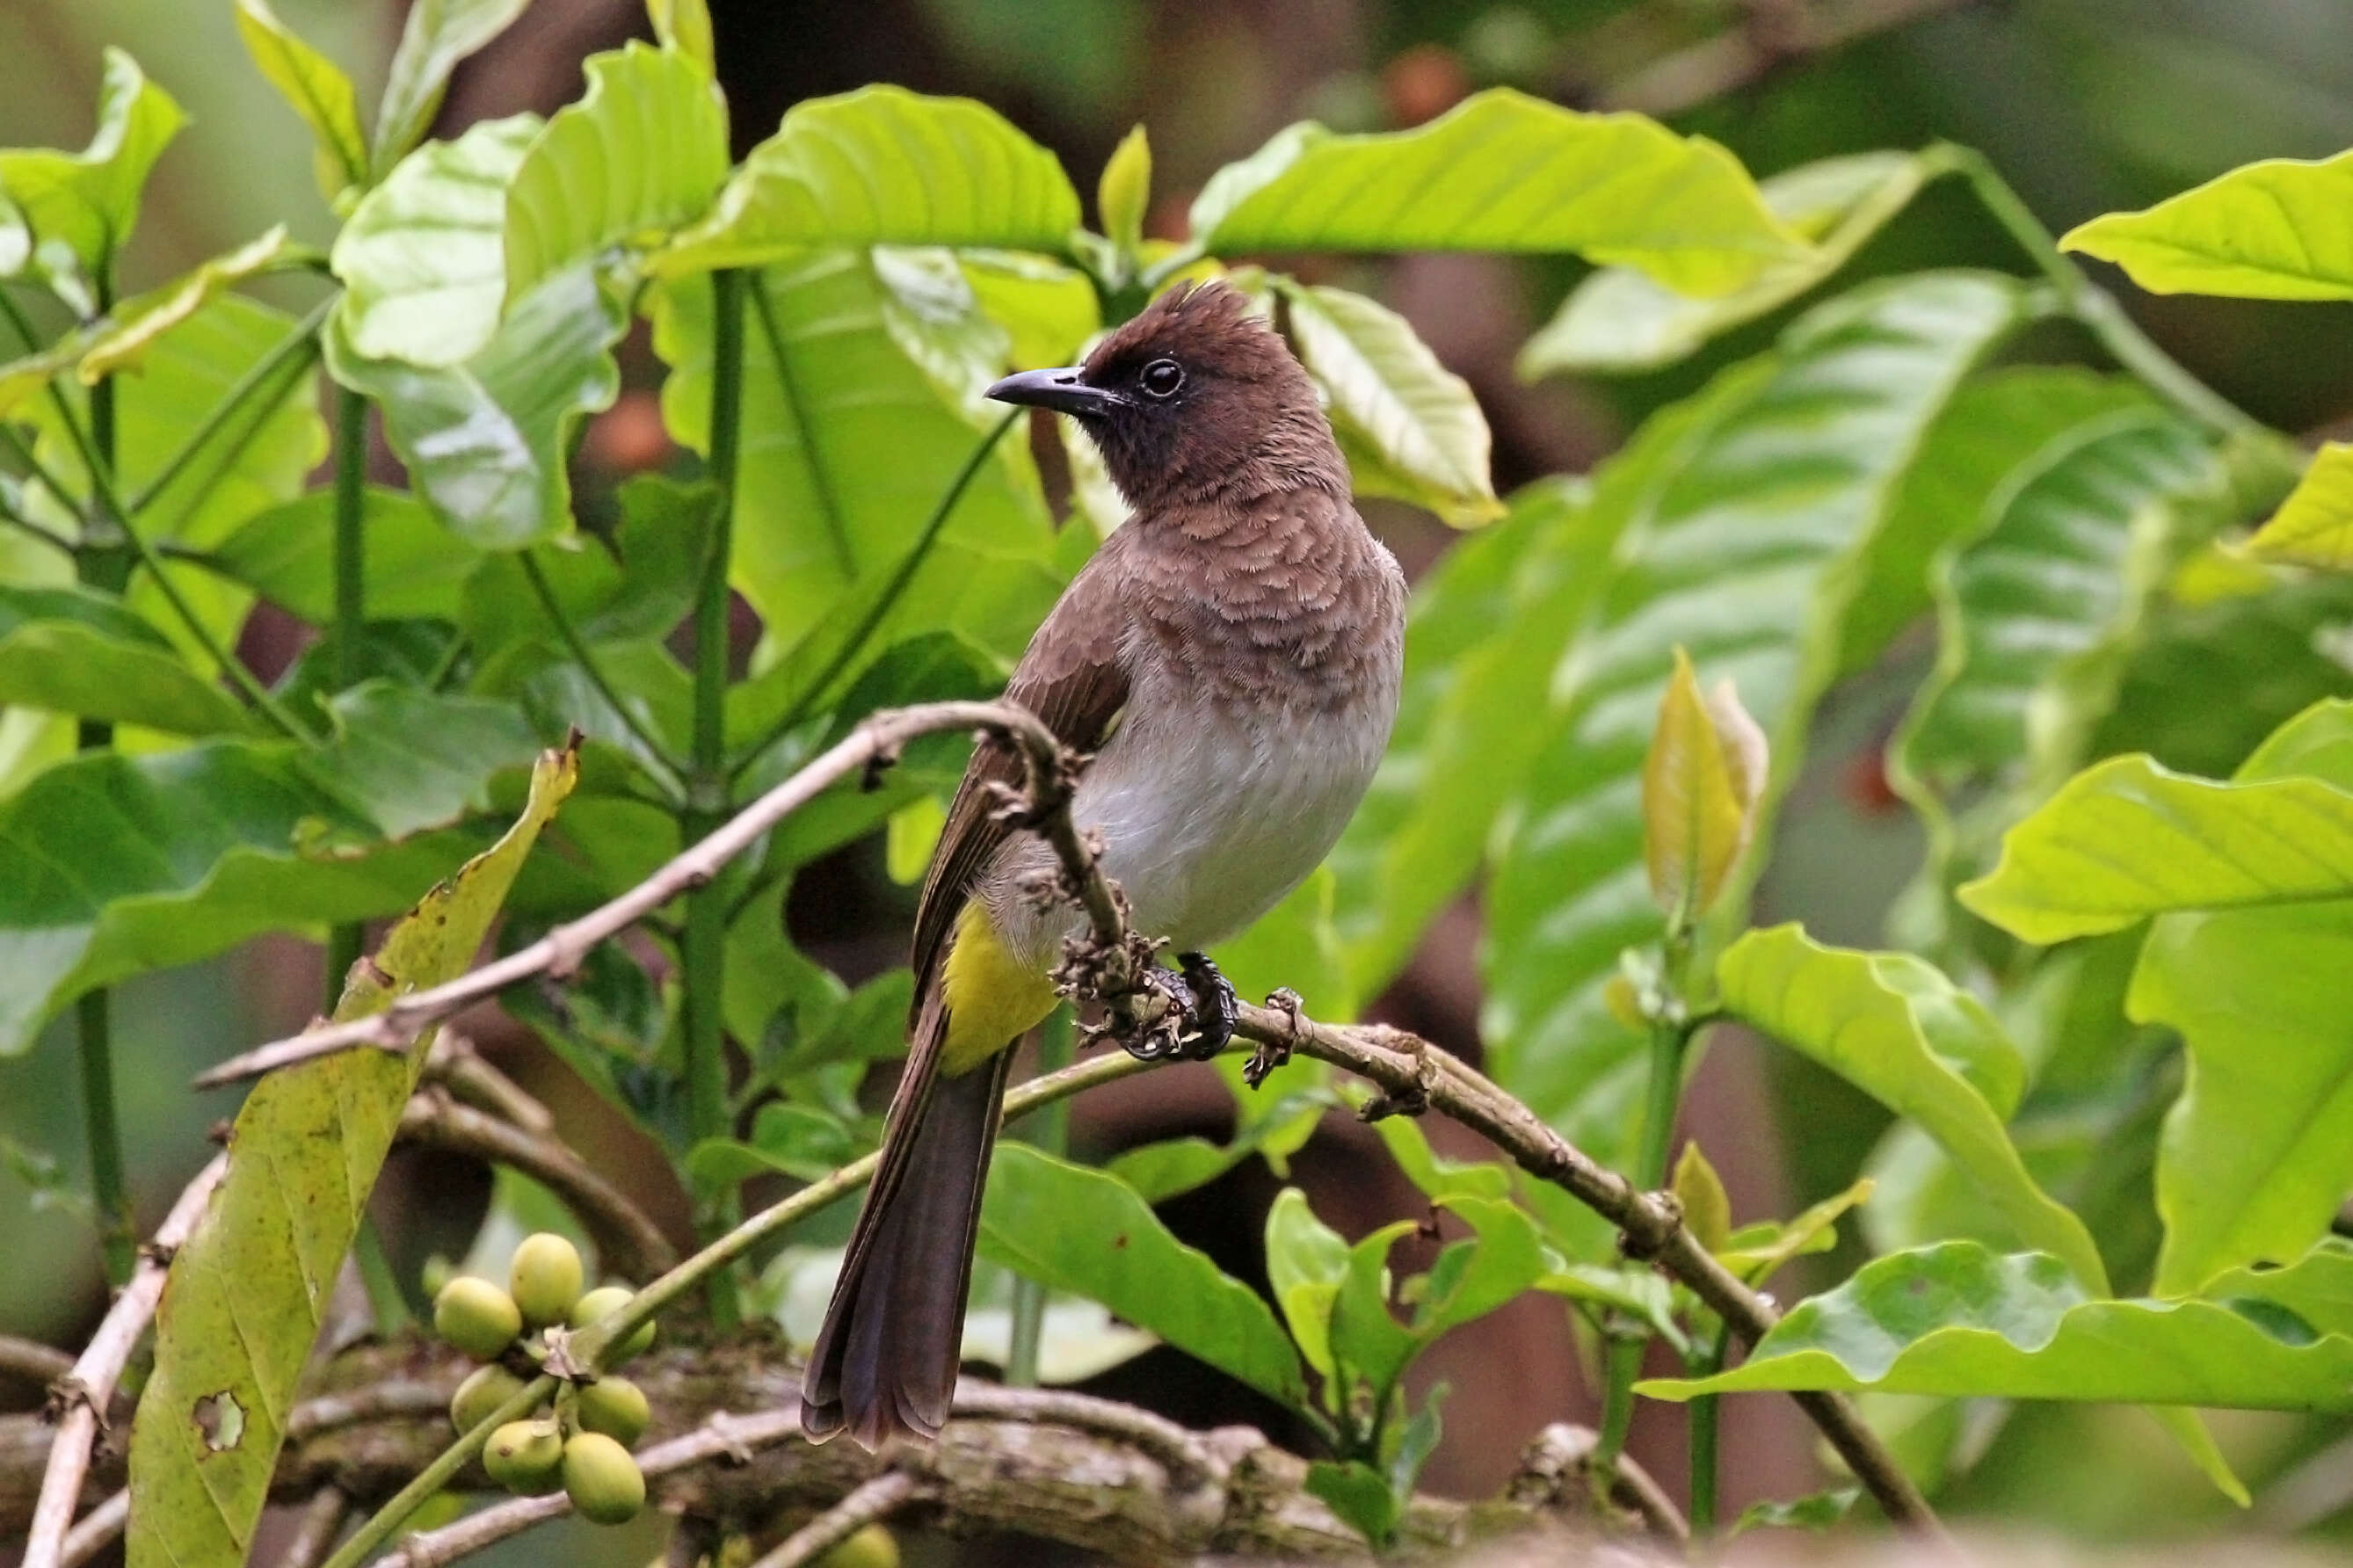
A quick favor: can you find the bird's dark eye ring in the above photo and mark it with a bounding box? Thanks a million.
[1139,359,1184,399]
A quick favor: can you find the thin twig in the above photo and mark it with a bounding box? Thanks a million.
[1596,0,1979,116]
[424,1032,555,1136]
[397,1090,677,1280]
[194,701,1071,1087]
[22,1154,228,1568]
[0,1334,72,1386]
[280,1486,352,1568]
[286,1380,452,1444]
[56,1489,125,1568]
[748,1471,919,1568]
[519,548,689,798]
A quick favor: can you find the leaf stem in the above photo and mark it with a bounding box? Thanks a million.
[1932,142,2261,439]
[1687,1323,1728,1538]
[329,384,369,1005]
[726,410,1020,780]
[1006,1006,1076,1388]
[127,295,333,517]
[684,268,749,1319]
[747,275,855,578]
[519,550,689,802]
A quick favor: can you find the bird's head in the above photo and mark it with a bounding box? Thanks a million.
[985,281,1346,510]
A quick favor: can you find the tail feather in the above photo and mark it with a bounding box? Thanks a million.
[802,1008,1013,1448]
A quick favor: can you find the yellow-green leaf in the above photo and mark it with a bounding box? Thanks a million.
[1098,123,1151,255]
[1642,647,1747,923]
[646,0,715,71]
[373,0,532,178]
[2060,150,2353,301]
[79,228,291,383]
[0,48,185,283]
[126,742,577,1568]
[1673,1142,1733,1254]
[1186,89,1805,296]
[234,0,367,202]
[2247,441,2353,570]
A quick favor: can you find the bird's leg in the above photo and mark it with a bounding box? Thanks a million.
[1174,952,1237,1061]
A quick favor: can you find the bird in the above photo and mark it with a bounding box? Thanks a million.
[800,279,1408,1448]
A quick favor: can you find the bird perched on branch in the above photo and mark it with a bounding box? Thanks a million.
[802,280,1407,1448]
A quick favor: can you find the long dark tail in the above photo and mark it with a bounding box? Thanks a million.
[801,1014,1013,1448]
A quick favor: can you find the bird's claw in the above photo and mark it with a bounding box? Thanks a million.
[1115,952,1237,1064]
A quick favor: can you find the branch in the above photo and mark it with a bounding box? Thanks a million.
[57,1490,124,1568]
[194,700,1071,1088]
[1595,0,1980,117]
[745,1471,918,1568]
[396,1089,676,1280]
[0,1336,72,1388]
[23,1154,228,1568]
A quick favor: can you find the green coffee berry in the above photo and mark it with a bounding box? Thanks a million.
[433,1276,522,1361]
[450,1363,528,1434]
[483,1418,564,1495]
[510,1232,585,1329]
[815,1525,902,1568]
[562,1431,645,1525]
[569,1285,656,1365]
[574,1376,650,1446]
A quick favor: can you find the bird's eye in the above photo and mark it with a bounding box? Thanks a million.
[1139,359,1184,399]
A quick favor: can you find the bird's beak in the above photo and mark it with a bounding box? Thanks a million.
[985,367,1124,418]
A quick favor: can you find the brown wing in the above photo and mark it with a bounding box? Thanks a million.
[907,541,1133,1010]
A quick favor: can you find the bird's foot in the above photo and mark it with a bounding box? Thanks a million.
[1244,987,1304,1089]
[1115,953,1237,1064]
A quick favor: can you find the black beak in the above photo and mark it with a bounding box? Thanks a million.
[985,366,1124,419]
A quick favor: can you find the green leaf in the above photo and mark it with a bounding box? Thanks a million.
[0,584,252,736]
[327,260,625,549]
[2115,700,2353,1295]
[0,48,185,284]
[651,252,1060,658]
[1521,149,1940,377]
[77,228,294,385]
[1718,1176,1874,1286]
[1837,368,2155,678]
[1960,753,2353,945]
[1104,1093,1327,1204]
[1638,1240,2353,1414]
[208,487,484,623]
[504,43,729,307]
[2246,442,2353,569]
[126,744,575,1568]
[333,114,541,369]
[1267,277,1498,526]
[1329,1218,1421,1405]
[1674,1143,1734,1254]
[2060,150,2353,301]
[1641,646,1752,924]
[1098,124,1151,255]
[1481,273,2025,1189]
[1186,89,1805,294]
[978,1143,1309,1410]
[1731,1489,1860,1536]
[1266,1187,1351,1384]
[373,0,533,179]
[685,1102,861,1193]
[1718,925,2103,1291]
[962,249,1100,372]
[0,683,538,1053]
[460,476,715,655]
[1304,1460,1399,1548]
[234,0,367,202]
[654,86,1083,276]
[646,0,715,70]
[1364,1109,1511,1205]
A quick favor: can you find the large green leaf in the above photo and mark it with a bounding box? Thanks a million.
[651,252,1061,658]
[2060,150,2353,301]
[207,487,484,623]
[2245,442,2353,570]
[1269,277,1498,526]
[503,42,729,305]
[126,744,575,1568]
[1899,410,2221,797]
[233,0,367,202]
[654,86,1083,276]
[2102,701,2353,1295]
[333,114,541,369]
[326,261,625,549]
[1836,369,2155,678]
[0,584,252,737]
[0,683,537,1053]
[371,0,533,179]
[1718,925,2104,1291]
[0,48,184,287]
[1640,1240,2353,1413]
[1185,90,1804,295]
[1521,149,1941,377]
[978,1143,1308,1410]
[1481,272,2025,1180]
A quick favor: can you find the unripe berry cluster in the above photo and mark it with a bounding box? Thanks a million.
[431,1232,657,1525]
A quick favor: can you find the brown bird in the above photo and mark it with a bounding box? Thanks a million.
[801,280,1407,1448]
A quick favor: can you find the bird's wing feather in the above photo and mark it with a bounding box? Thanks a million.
[908,541,1133,1013]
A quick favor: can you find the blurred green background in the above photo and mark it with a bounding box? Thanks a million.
[9,0,2353,1557]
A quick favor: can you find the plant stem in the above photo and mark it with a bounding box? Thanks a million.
[519,550,688,800]
[1687,1323,1729,1539]
[726,410,1020,780]
[325,1049,1154,1567]
[329,385,369,1007]
[683,269,749,1320]
[127,295,332,516]
[1006,1007,1076,1388]
[1932,142,2261,439]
